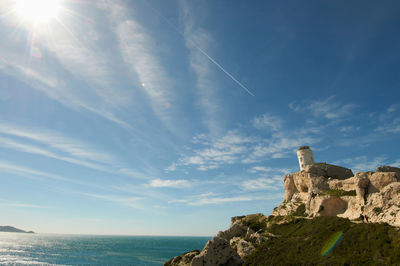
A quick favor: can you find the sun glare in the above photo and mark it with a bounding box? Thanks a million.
[15,0,61,24]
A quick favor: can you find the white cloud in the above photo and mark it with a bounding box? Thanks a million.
[339,126,360,133]
[0,123,114,164]
[253,114,282,131]
[248,166,290,175]
[178,131,255,170]
[149,179,191,188]
[248,166,273,173]
[375,118,400,134]
[0,14,133,130]
[169,192,283,206]
[0,160,72,182]
[179,1,228,136]
[387,104,399,113]
[83,193,143,209]
[96,1,183,135]
[333,156,387,172]
[116,19,173,117]
[170,112,321,170]
[0,122,147,179]
[290,96,358,121]
[242,178,279,191]
[6,203,47,209]
[165,162,177,172]
[243,133,319,164]
[392,160,400,168]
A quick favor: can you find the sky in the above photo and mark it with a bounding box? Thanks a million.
[0,0,399,236]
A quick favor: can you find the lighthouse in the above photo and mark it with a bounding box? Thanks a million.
[297,146,314,171]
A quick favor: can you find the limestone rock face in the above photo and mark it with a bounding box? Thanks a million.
[191,236,241,266]
[275,165,400,227]
[283,174,296,201]
[364,182,400,226]
[165,250,201,266]
[368,172,399,192]
[217,222,247,240]
[236,239,255,258]
[248,232,268,245]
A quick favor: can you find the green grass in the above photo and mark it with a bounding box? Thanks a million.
[243,216,400,265]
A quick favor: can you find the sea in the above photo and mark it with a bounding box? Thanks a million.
[0,233,210,265]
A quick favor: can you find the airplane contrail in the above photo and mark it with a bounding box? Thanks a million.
[144,2,255,96]
[191,44,255,96]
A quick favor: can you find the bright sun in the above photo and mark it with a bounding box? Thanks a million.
[15,0,61,24]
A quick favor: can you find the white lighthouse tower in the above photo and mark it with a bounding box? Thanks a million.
[297,146,314,171]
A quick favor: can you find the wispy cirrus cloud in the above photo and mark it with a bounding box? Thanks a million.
[333,155,387,172]
[83,192,143,209]
[169,192,283,206]
[0,198,48,209]
[241,178,280,191]
[149,179,192,188]
[97,0,180,134]
[242,132,319,164]
[375,118,400,134]
[253,113,283,131]
[181,2,224,136]
[168,111,321,171]
[0,122,150,179]
[0,160,72,182]
[248,166,290,175]
[6,203,48,209]
[175,131,255,171]
[0,10,133,129]
[289,96,358,121]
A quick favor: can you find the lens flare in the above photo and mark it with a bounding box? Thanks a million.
[321,231,343,256]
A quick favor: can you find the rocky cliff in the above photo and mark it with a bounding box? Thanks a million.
[274,164,400,226]
[165,164,400,266]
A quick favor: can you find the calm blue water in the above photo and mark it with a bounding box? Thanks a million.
[0,233,210,265]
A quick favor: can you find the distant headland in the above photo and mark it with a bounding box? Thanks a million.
[0,226,35,234]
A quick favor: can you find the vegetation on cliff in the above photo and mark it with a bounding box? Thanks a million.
[243,216,400,265]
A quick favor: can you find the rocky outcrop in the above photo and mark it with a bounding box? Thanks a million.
[376,166,400,173]
[165,250,201,266]
[165,214,272,266]
[305,163,354,180]
[191,236,241,266]
[276,164,400,227]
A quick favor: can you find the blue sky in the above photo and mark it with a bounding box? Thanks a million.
[0,0,399,235]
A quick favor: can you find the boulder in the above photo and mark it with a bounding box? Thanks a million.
[292,172,312,193]
[236,239,255,258]
[164,250,200,266]
[283,174,296,201]
[248,232,269,245]
[217,222,247,241]
[305,163,353,180]
[191,236,241,266]
[368,172,399,193]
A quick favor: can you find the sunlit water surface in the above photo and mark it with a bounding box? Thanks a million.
[0,233,209,265]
